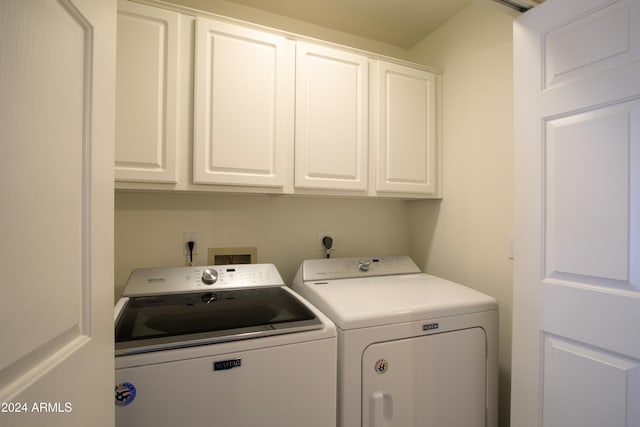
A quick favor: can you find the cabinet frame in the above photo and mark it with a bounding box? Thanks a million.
[114,1,441,199]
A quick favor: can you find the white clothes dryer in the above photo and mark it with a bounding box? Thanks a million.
[291,256,498,427]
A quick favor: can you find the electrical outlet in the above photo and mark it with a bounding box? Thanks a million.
[318,232,336,251]
[183,232,198,255]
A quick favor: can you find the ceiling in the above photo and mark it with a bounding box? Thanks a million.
[222,0,473,49]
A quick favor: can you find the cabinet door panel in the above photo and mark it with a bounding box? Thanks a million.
[115,1,178,183]
[295,42,368,191]
[373,61,437,195]
[194,18,294,187]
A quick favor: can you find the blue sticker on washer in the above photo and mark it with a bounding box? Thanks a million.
[115,382,136,406]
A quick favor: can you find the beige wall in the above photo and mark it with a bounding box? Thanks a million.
[161,0,409,59]
[408,4,514,426]
[114,0,414,298]
[114,2,515,425]
[115,192,409,298]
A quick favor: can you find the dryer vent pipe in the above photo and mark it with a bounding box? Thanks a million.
[489,0,543,13]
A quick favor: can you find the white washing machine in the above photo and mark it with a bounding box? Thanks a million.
[115,263,337,427]
[291,256,499,427]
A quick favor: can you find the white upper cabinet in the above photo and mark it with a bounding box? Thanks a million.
[294,42,369,192]
[193,17,295,188]
[114,1,441,198]
[115,1,178,183]
[372,61,438,196]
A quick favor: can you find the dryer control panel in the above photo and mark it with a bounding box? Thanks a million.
[299,256,421,281]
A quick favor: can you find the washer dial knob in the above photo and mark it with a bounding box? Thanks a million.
[357,260,371,272]
[201,268,218,285]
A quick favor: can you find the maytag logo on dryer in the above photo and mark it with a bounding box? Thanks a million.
[423,323,439,331]
[213,358,242,371]
[146,277,165,284]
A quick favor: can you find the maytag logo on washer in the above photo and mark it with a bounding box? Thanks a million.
[374,359,389,374]
[214,358,242,371]
[423,322,439,331]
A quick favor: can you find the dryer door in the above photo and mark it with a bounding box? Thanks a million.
[362,328,487,427]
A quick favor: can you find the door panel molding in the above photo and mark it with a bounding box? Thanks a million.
[542,333,640,427]
[542,98,640,290]
[544,0,640,90]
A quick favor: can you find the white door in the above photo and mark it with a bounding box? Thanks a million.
[512,0,640,426]
[362,329,487,427]
[295,42,369,192]
[0,1,115,426]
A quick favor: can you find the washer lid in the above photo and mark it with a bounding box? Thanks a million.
[115,286,322,356]
[293,273,498,330]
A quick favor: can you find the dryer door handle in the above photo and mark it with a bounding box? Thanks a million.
[369,391,392,427]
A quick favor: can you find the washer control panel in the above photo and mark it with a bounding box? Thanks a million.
[122,263,284,297]
[300,256,421,282]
